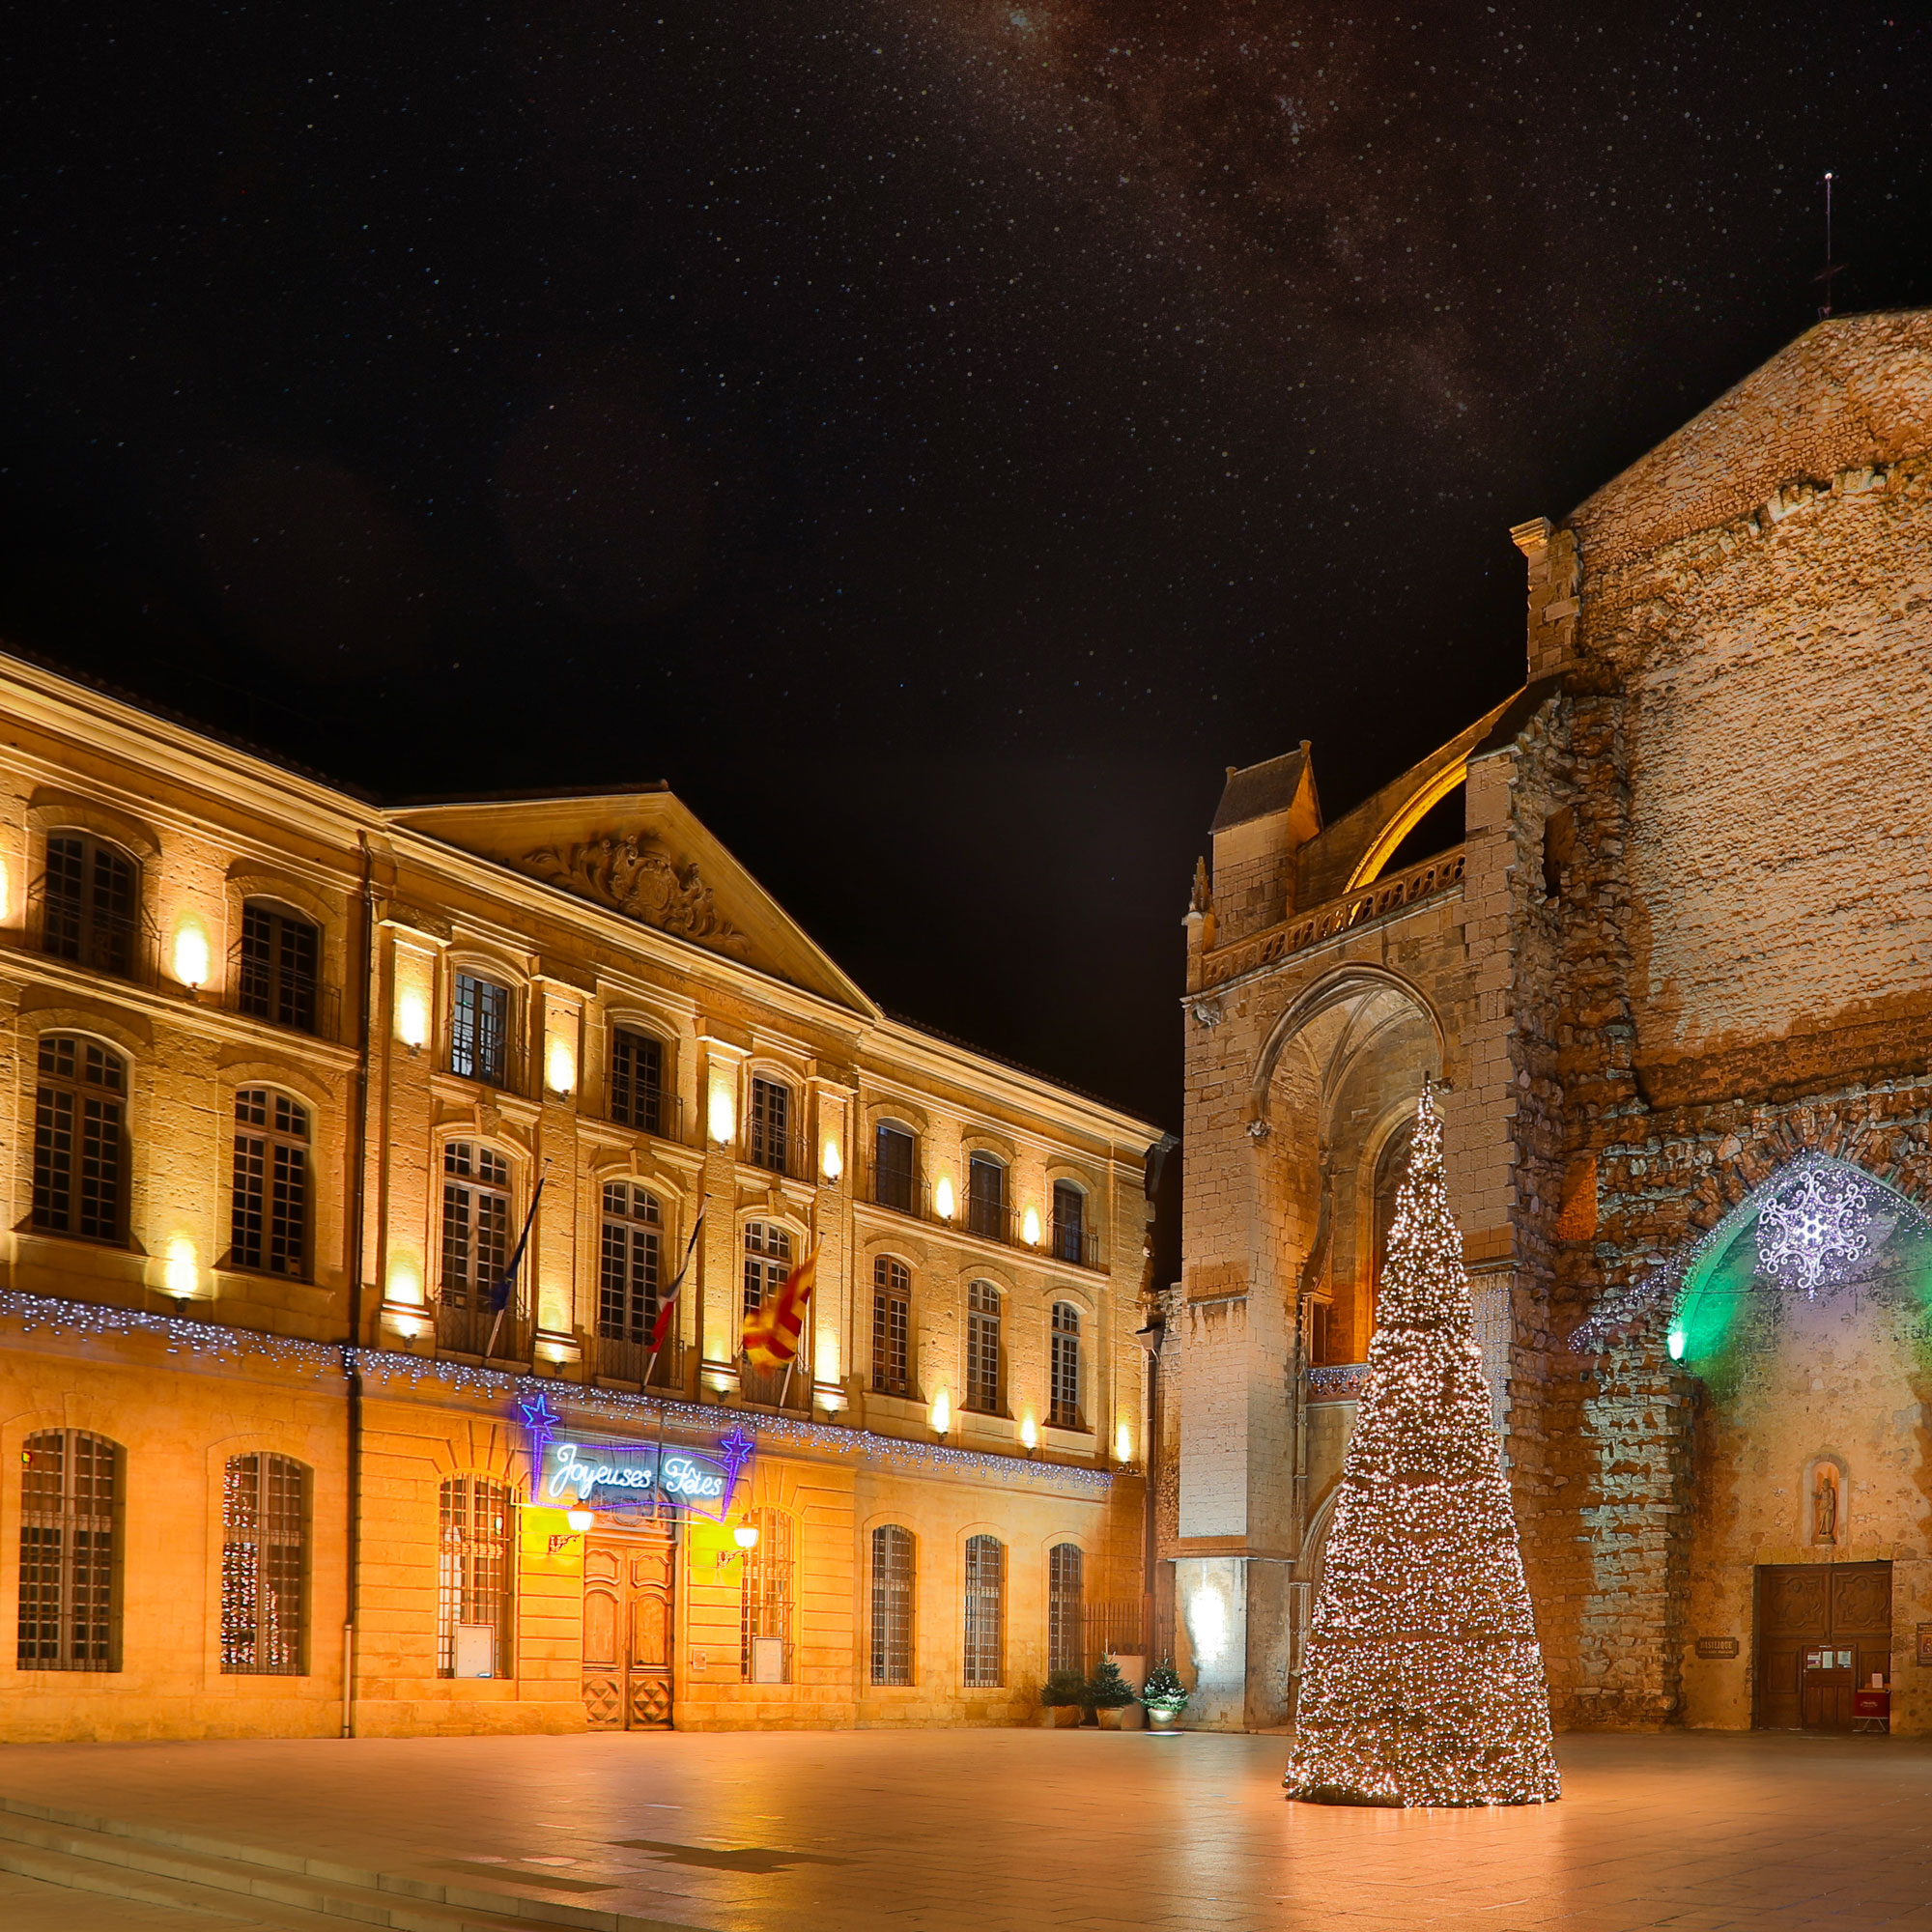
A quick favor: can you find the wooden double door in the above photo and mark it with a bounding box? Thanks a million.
[582,1526,676,1729]
[1755,1561,1891,1731]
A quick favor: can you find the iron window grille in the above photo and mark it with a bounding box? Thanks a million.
[438,1475,513,1677]
[231,1088,310,1277]
[963,1534,1005,1689]
[17,1429,121,1672]
[1049,1301,1082,1430]
[869,1523,915,1686]
[597,1182,664,1383]
[236,901,321,1035]
[873,1122,916,1213]
[38,832,144,980]
[871,1256,911,1396]
[610,1028,666,1135]
[221,1453,307,1675]
[439,1143,516,1355]
[965,1280,1002,1413]
[740,1505,795,1682]
[449,972,511,1087]
[1051,1180,1089,1265]
[747,1076,791,1176]
[32,1034,126,1243]
[1047,1541,1085,1676]
[967,1153,1008,1240]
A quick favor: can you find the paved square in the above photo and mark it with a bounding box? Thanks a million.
[3,1728,1931,1931]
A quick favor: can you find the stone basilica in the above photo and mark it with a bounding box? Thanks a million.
[1161,309,1932,1735]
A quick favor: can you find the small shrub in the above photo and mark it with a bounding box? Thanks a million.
[1140,1660,1188,1712]
[1087,1654,1136,1711]
[1039,1669,1088,1709]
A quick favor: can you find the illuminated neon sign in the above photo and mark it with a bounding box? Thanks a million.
[518,1395,753,1522]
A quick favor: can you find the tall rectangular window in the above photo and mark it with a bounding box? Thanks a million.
[32,1035,126,1242]
[1048,1541,1084,1675]
[450,973,510,1086]
[965,1280,1002,1413]
[238,902,320,1033]
[439,1475,513,1677]
[17,1430,120,1672]
[869,1523,914,1687]
[440,1143,512,1311]
[967,1153,1006,1240]
[963,1534,1004,1689]
[871,1257,911,1396]
[231,1088,309,1276]
[873,1122,915,1213]
[610,1029,664,1134]
[748,1077,790,1175]
[42,832,138,979]
[221,1454,307,1675]
[741,1506,794,1683]
[1051,1180,1087,1264]
[599,1182,661,1343]
[1050,1301,1082,1430]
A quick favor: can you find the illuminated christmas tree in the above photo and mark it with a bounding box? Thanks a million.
[1286,1085,1561,1808]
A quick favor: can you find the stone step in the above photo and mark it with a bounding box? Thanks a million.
[0,1800,687,1932]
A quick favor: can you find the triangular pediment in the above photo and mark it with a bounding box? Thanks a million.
[386,788,874,1013]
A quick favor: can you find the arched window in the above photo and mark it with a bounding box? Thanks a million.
[450,971,511,1087]
[238,900,320,1034]
[965,1281,1002,1413]
[33,1035,127,1242]
[440,1144,512,1354]
[748,1075,791,1176]
[1047,1541,1084,1676]
[231,1089,309,1277]
[1051,1180,1088,1265]
[873,1122,916,1214]
[221,1453,308,1674]
[967,1153,1006,1240]
[741,1505,795,1684]
[963,1534,1004,1689]
[871,1257,911,1397]
[610,1029,665,1134]
[439,1475,513,1678]
[870,1523,914,1686]
[1049,1302,1082,1430]
[41,832,139,979]
[17,1429,121,1672]
[599,1182,662,1381]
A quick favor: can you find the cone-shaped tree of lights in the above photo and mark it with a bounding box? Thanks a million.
[1286,1086,1560,1807]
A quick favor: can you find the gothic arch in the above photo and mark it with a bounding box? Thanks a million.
[1246,962,1443,1128]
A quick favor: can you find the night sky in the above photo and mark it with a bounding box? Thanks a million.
[5,4,1928,1129]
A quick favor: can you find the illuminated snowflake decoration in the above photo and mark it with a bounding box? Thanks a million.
[1756,1166,1875,1295]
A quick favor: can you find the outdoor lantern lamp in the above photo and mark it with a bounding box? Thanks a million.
[733,1522,759,1551]
[566,1506,595,1533]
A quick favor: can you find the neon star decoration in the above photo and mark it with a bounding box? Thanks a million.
[1756,1165,1874,1294]
[716,1427,756,1508]
[517,1389,563,1463]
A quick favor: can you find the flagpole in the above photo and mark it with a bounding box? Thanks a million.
[647,1210,705,1388]
[486,1161,548,1362]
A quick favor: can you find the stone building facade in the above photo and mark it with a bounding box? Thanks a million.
[0,652,1156,1740]
[1165,309,1932,1736]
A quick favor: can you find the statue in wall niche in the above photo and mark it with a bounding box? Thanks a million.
[1813,1468,1839,1546]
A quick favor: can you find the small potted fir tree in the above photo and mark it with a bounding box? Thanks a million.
[1138,1660,1188,1731]
[1037,1668,1087,1727]
[1088,1654,1138,1730]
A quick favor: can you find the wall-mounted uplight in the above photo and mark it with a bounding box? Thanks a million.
[822,1138,843,1183]
[1666,1327,1686,1362]
[164,1237,199,1303]
[1021,1206,1042,1248]
[1019,1412,1039,1454]
[930,1386,952,1436]
[933,1175,955,1222]
[708,1082,736,1147]
[396,987,430,1053]
[172,922,211,992]
[386,1256,424,1306]
[0,857,13,922]
[1114,1419,1134,1463]
[545,1038,576,1096]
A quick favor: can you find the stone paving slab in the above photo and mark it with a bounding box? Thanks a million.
[0,1729,1929,1932]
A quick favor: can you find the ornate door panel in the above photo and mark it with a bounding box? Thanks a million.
[1754,1561,1890,1731]
[582,1528,676,1729]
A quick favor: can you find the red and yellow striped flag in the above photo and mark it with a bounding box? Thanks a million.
[743,1245,818,1369]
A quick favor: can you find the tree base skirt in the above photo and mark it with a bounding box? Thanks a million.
[1286,1780,1558,1808]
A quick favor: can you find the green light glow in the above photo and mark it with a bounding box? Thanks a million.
[1666,1327,1685,1360]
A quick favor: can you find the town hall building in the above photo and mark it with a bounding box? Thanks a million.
[1163,308,1932,1736]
